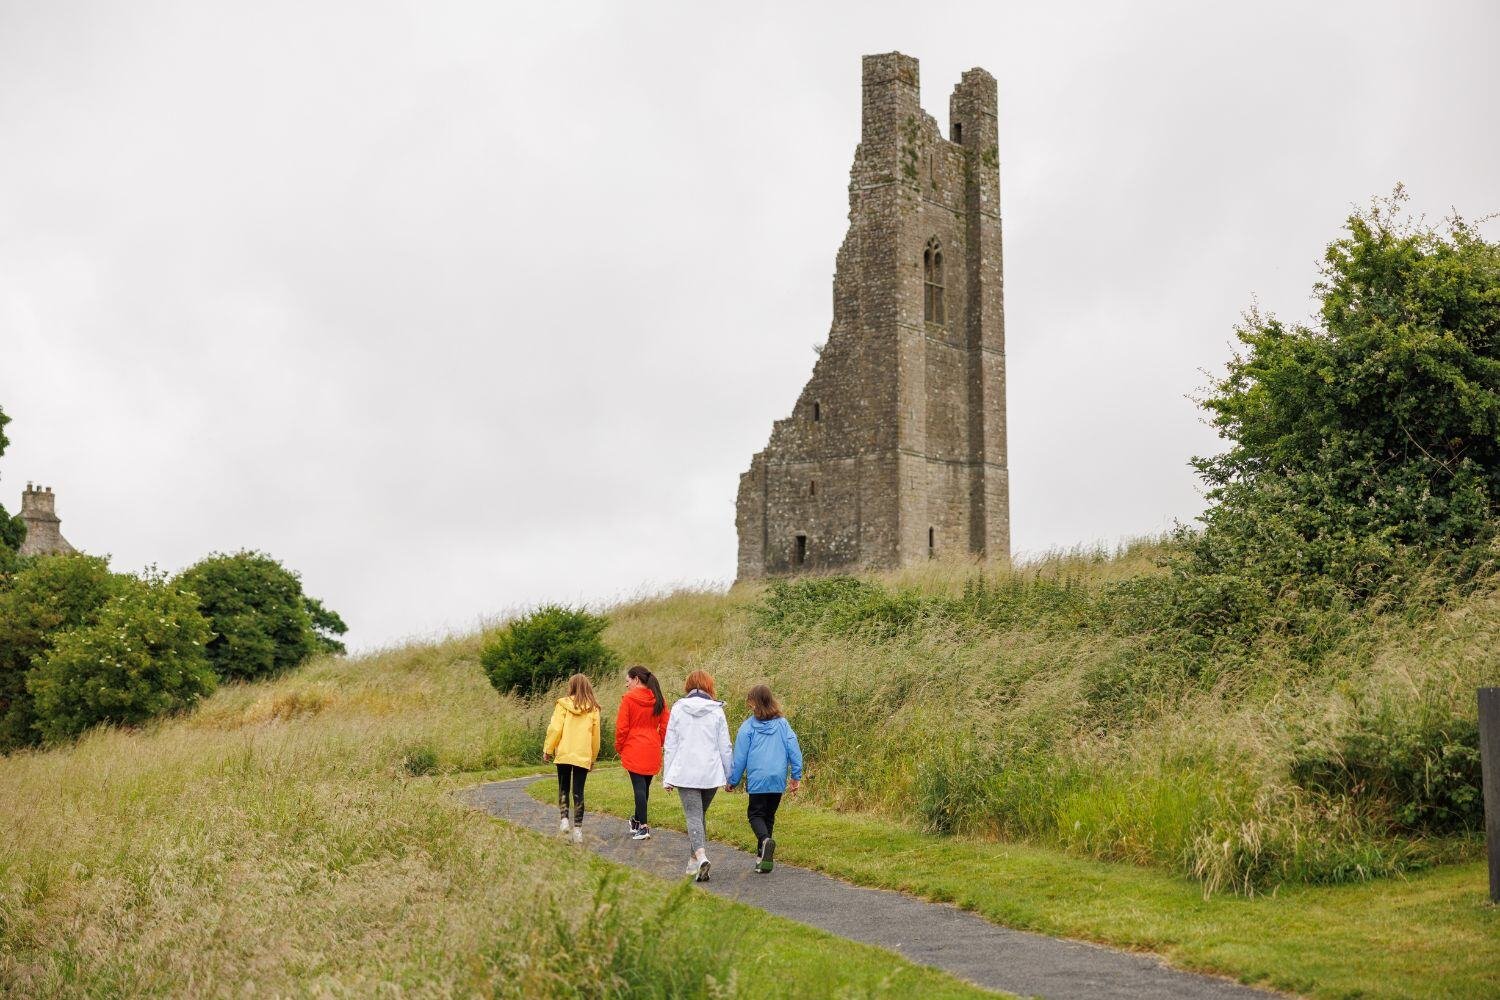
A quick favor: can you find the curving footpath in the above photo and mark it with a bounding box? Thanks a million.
[464,776,1282,1000]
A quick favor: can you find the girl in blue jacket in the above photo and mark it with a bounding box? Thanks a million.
[727,684,804,873]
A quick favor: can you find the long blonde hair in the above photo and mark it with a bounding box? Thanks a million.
[567,673,599,712]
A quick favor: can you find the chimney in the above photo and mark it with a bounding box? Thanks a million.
[21,483,57,517]
[17,483,76,557]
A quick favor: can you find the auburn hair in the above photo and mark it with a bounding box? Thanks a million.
[566,673,599,713]
[746,684,782,721]
[683,669,716,698]
[627,665,665,716]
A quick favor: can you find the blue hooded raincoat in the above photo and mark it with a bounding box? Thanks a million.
[728,715,804,793]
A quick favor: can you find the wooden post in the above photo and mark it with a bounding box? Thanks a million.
[1481,687,1500,904]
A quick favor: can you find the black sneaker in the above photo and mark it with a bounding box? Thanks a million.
[755,838,775,873]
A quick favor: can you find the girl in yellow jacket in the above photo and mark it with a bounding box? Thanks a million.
[543,673,601,843]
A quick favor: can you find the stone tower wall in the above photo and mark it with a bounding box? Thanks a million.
[736,52,1009,579]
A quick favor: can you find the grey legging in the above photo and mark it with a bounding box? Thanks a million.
[676,786,718,854]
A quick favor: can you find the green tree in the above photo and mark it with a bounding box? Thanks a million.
[479,605,620,699]
[304,596,350,655]
[28,574,215,743]
[177,551,345,682]
[0,406,26,554]
[1188,189,1500,603]
[0,555,124,751]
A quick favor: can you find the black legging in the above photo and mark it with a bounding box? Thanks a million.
[556,764,588,824]
[628,770,653,826]
[747,792,782,851]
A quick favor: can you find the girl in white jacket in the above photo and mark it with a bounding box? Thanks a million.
[661,669,733,882]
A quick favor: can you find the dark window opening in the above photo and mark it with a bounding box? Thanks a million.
[812,401,821,422]
[795,535,808,566]
[928,526,935,558]
[923,241,945,326]
[809,480,817,497]
[953,122,962,143]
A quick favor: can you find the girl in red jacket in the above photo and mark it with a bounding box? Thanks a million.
[615,665,669,840]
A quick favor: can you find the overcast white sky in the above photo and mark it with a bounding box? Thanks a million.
[2,1,1496,649]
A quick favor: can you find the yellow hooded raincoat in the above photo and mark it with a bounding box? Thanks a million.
[543,696,600,768]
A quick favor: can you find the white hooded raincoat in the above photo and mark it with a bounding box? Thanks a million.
[661,691,733,789]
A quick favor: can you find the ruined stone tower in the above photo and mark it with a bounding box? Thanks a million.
[736,52,1009,578]
[17,484,77,557]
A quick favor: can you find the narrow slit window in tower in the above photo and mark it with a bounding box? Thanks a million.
[923,240,945,326]
[795,535,808,566]
[812,401,821,422]
[809,480,817,497]
[928,526,935,558]
[953,122,962,143]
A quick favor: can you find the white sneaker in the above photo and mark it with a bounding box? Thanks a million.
[695,856,711,882]
[684,857,701,876]
[571,826,583,845]
[559,816,571,834]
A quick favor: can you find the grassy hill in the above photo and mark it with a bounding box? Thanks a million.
[0,632,992,998]
[3,545,1497,997]
[613,544,1494,892]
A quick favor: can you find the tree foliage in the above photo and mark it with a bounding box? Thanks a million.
[1186,188,1500,605]
[0,555,125,751]
[304,596,350,655]
[27,574,215,743]
[479,605,620,699]
[0,405,26,554]
[177,551,346,682]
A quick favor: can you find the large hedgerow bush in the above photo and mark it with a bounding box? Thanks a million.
[1184,187,1499,609]
[177,551,347,682]
[0,555,126,751]
[480,605,620,699]
[27,574,215,743]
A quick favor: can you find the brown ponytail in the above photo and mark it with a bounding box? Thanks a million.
[627,665,665,716]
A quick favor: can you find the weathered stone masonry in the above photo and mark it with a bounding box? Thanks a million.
[17,483,76,557]
[736,52,1010,578]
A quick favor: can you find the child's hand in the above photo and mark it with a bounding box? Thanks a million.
[663,783,673,791]
[788,778,801,794]
[542,753,552,763]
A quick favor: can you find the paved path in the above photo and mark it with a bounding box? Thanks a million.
[463,776,1281,1000]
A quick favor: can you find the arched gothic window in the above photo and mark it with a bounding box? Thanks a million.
[923,240,945,326]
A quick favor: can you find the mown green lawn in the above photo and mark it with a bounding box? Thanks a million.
[537,767,1500,1000]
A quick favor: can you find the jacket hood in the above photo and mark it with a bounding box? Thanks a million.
[673,691,724,717]
[624,686,660,709]
[556,696,596,716]
[745,716,784,735]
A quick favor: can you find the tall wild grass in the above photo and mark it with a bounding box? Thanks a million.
[3,633,982,997]
[4,542,1493,991]
[607,544,1496,895]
